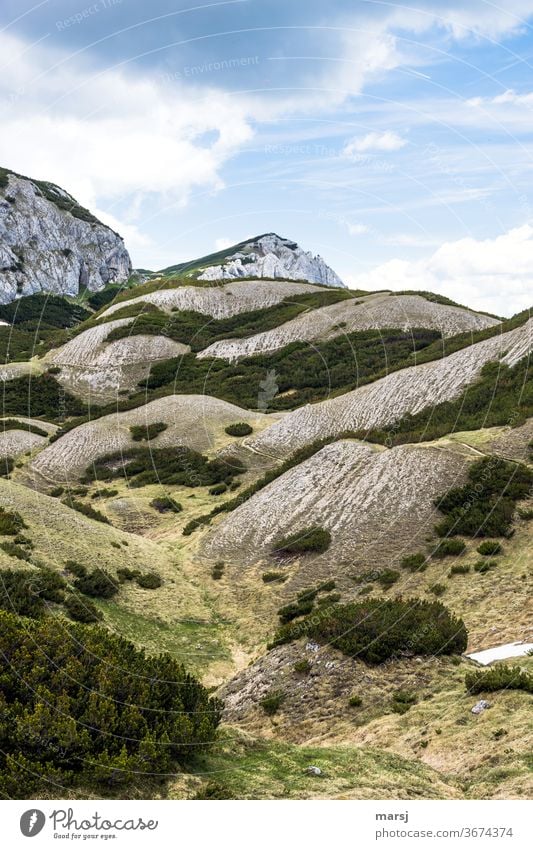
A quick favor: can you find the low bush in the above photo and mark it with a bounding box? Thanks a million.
[435,457,532,539]
[272,526,331,556]
[474,560,492,573]
[66,499,110,525]
[465,665,533,694]
[278,598,314,624]
[0,568,66,618]
[0,507,27,536]
[293,659,311,674]
[449,563,470,576]
[63,593,102,623]
[377,569,400,589]
[348,695,363,708]
[429,583,446,597]
[0,456,13,478]
[74,568,119,599]
[92,488,119,499]
[0,541,31,561]
[477,540,502,556]
[262,571,287,583]
[316,592,341,606]
[432,538,466,558]
[260,690,285,715]
[209,483,227,496]
[65,560,87,578]
[130,422,168,442]
[117,567,141,582]
[136,572,163,589]
[150,495,182,513]
[211,561,225,580]
[400,552,428,572]
[1,418,49,438]
[225,422,253,437]
[50,486,64,497]
[271,597,467,663]
[391,690,417,714]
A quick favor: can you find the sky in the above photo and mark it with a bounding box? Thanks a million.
[1,0,533,316]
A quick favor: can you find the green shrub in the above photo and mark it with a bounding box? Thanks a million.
[272,597,467,663]
[150,495,182,513]
[293,659,311,674]
[136,572,163,589]
[316,592,341,606]
[194,782,236,800]
[116,567,141,582]
[91,488,119,499]
[225,422,253,437]
[130,421,168,442]
[465,665,533,694]
[517,507,533,520]
[74,568,119,599]
[0,456,13,478]
[65,499,110,524]
[50,486,64,497]
[435,458,533,539]
[262,571,287,583]
[0,541,31,561]
[449,563,470,576]
[474,560,492,573]
[63,593,102,623]
[0,568,66,617]
[278,598,315,623]
[260,690,285,715]
[0,507,27,535]
[348,695,363,707]
[377,569,400,589]
[211,561,224,580]
[431,538,466,558]
[400,553,428,572]
[391,690,417,714]
[0,418,49,437]
[209,483,227,496]
[429,583,446,597]
[272,526,331,556]
[477,540,502,556]
[65,560,87,578]
[0,608,221,798]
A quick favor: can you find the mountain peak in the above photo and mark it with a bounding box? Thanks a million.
[185,233,346,288]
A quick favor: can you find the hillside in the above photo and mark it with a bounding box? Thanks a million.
[0,167,131,302]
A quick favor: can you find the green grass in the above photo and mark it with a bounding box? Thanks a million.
[97,601,230,674]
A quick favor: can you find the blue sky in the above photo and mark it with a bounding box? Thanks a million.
[1,0,533,314]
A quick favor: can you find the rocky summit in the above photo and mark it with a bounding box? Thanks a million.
[196,233,346,287]
[0,167,131,303]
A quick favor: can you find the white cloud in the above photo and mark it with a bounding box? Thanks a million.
[347,222,370,236]
[343,131,407,156]
[468,89,533,109]
[347,224,533,317]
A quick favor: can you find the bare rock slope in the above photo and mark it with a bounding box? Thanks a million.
[243,317,533,458]
[29,394,275,485]
[198,293,500,361]
[0,169,131,303]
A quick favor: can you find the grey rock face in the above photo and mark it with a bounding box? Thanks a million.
[0,171,131,303]
[198,233,345,288]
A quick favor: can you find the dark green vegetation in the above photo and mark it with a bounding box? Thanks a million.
[391,690,418,715]
[0,506,27,535]
[262,571,287,583]
[0,608,221,797]
[271,598,467,664]
[477,540,502,556]
[65,498,110,524]
[272,526,332,556]
[0,418,49,437]
[0,568,65,617]
[130,421,168,441]
[225,422,253,437]
[86,284,128,311]
[0,373,86,419]
[107,290,352,352]
[73,567,118,599]
[150,495,182,513]
[431,538,467,558]
[136,572,163,589]
[395,290,500,319]
[360,356,533,446]
[465,665,533,694]
[63,592,103,623]
[260,690,286,716]
[0,293,90,328]
[84,445,245,489]
[434,458,533,538]
[278,580,337,624]
[142,327,441,411]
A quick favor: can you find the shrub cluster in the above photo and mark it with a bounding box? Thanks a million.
[63,592,102,623]
[271,597,467,664]
[150,495,182,513]
[465,665,533,694]
[272,526,331,556]
[74,568,119,599]
[277,580,336,623]
[435,458,532,539]
[0,568,66,617]
[0,609,221,797]
[225,422,253,437]
[260,690,285,716]
[431,538,466,558]
[130,421,168,442]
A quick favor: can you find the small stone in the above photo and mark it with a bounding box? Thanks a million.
[471,699,491,715]
[305,766,322,776]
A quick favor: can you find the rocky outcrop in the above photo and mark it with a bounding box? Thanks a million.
[197,233,346,287]
[0,169,131,303]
